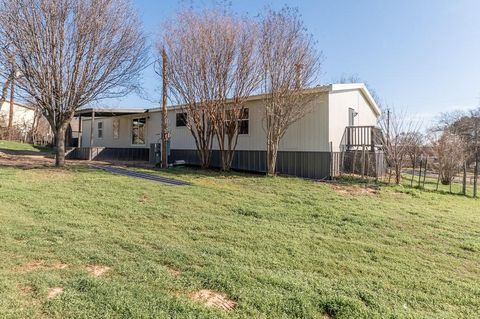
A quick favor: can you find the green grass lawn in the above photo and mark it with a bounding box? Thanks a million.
[0,166,479,318]
[0,140,51,153]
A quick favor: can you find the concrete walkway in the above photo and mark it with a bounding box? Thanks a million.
[92,166,191,186]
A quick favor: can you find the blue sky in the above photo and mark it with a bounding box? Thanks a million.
[104,0,480,121]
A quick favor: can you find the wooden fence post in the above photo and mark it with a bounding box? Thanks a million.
[417,159,423,188]
[422,158,428,188]
[361,145,366,179]
[411,157,416,187]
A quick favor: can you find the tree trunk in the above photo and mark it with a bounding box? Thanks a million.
[218,138,227,171]
[198,147,211,169]
[395,164,401,185]
[221,130,239,171]
[266,139,278,176]
[55,126,67,167]
[220,150,228,171]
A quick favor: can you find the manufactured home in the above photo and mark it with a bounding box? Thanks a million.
[70,83,384,179]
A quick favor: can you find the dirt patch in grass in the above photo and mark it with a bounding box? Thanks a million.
[166,266,181,277]
[85,265,111,277]
[17,284,41,306]
[139,193,151,203]
[18,261,68,272]
[47,287,64,299]
[189,289,237,311]
[52,262,69,270]
[327,183,379,196]
[25,169,73,181]
[18,284,33,295]
[0,150,110,169]
[0,152,53,169]
[19,261,45,272]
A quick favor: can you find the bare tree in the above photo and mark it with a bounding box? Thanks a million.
[379,107,421,184]
[405,132,424,168]
[0,57,17,138]
[0,75,12,105]
[0,0,147,166]
[160,9,260,170]
[160,10,215,168]
[259,7,322,176]
[440,109,480,197]
[207,13,260,171]
[433,131,466,185]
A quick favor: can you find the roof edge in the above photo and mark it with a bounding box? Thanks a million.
[329,83,381,116]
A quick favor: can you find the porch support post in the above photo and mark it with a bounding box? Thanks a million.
[78,115,82,147]
[89,110,95,160]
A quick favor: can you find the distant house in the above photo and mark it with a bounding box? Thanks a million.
[0,101,35,127]
[0,101,53,144]
[72,83,383,179]
[0,101,36,140]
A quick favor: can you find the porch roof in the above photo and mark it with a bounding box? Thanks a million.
[75,108,147,117]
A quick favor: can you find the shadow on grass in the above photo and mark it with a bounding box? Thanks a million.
[141,165,267,180]
[332,175,387,187]
[0,147,54,157]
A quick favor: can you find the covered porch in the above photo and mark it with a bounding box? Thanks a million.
[68,108,148,161]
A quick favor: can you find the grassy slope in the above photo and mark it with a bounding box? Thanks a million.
[0,140,51,153]
[0,166,478,319]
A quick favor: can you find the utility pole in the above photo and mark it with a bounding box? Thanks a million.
[474,117,478,198]
[386,108,390,143]
[161,48,169,168]
[7,64,15,140]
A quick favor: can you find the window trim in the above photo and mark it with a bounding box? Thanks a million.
[226,108,249,135]
[130,117,147,146]
[238,108,249,135]
[112,118,120,140]
[97,121,104,139]
[176,112,187,128]
[348,108,356,126]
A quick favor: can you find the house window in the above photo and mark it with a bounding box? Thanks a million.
[132,118,146,145]
[113,119,120,140]
[176,113,187,127]
[238,108,249,134]
[225,108,249,135]
[348,108,356,126]
[97,121,103,139]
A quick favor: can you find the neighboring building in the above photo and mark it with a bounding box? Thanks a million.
[0,101,53,144]
[73,83,383,179]
[0,101,36,128]
[0,101,36,140]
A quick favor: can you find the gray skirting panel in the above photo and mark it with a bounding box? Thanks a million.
[67,147,384,180]
[169,149,332,179]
